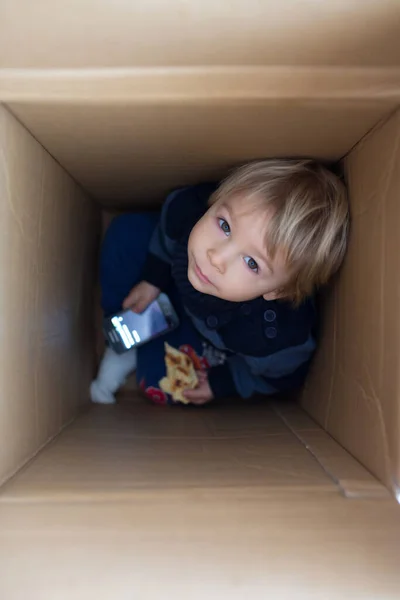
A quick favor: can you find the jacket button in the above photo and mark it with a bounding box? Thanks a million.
[206,315,219,329]
[265,326,277,339]
[264,309,276,322]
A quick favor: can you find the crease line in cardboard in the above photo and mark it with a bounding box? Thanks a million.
[0,484,338,505]
[0,134,26,237]
[57,432,299,441]
[339,105,400,163]
[3,104,96,205]
[1,66,400,103]
[0,406,89,491]
[271,403,390,499]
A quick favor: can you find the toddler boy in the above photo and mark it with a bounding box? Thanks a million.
[91,159,349,406]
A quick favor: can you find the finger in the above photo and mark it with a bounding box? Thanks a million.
[184,387,208,402]
[122,289,139,310]
[123,292,147,313]
[196,371,207,381]
[132,297,148,314]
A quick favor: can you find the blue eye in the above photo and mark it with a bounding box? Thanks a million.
[244,256,259,273]
[218,218,231,236]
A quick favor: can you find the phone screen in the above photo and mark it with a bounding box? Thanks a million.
[110,301,169,350]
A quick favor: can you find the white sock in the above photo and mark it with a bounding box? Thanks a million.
[90,347,137,405]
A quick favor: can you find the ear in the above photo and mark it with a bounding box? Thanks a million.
[263,289,282,301]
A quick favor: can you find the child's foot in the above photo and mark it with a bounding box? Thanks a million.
[90,347,137,404]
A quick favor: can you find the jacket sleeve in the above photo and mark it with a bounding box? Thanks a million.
[208,334,316,399]
[141,190,183,290]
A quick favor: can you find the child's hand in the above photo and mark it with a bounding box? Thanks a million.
[184,371,213,405]
[123,281,160,314]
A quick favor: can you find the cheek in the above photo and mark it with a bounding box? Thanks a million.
[190,217,212,248]
[188,221,198,245]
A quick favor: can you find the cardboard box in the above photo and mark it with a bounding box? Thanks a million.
[1,2,400,598]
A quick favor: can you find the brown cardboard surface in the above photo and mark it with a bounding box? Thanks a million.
[0,402,339,501]
[1,493,400,599]
[1,1,400,68]
[7,101,396,205]
[0,6,399,598]
[272,402,390,498]
[0,105,100,487]
[302,108,400,494]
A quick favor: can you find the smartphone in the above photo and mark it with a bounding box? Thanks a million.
[103,293,179,354]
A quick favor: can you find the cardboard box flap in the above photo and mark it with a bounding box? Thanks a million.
[1,1,400,69]
[302,108,400,495]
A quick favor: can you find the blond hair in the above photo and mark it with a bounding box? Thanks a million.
[210,159,349,304]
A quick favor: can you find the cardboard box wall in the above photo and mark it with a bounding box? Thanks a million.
[1,1,400,597]
[1,106,400,598]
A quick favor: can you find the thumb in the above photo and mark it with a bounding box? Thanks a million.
[132,296,149,314]
[122,287,140,310]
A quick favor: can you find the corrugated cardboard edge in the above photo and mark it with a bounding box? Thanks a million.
[272,401,391,499]
[0,66,400,103]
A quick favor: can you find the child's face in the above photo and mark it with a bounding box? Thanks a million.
[187,195,291,302]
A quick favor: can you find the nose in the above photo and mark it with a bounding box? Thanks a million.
[207,246,229,274]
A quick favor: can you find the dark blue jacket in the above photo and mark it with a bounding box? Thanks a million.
[142,185,317,399]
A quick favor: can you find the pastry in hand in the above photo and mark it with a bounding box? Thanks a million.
[159,342,198,403]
